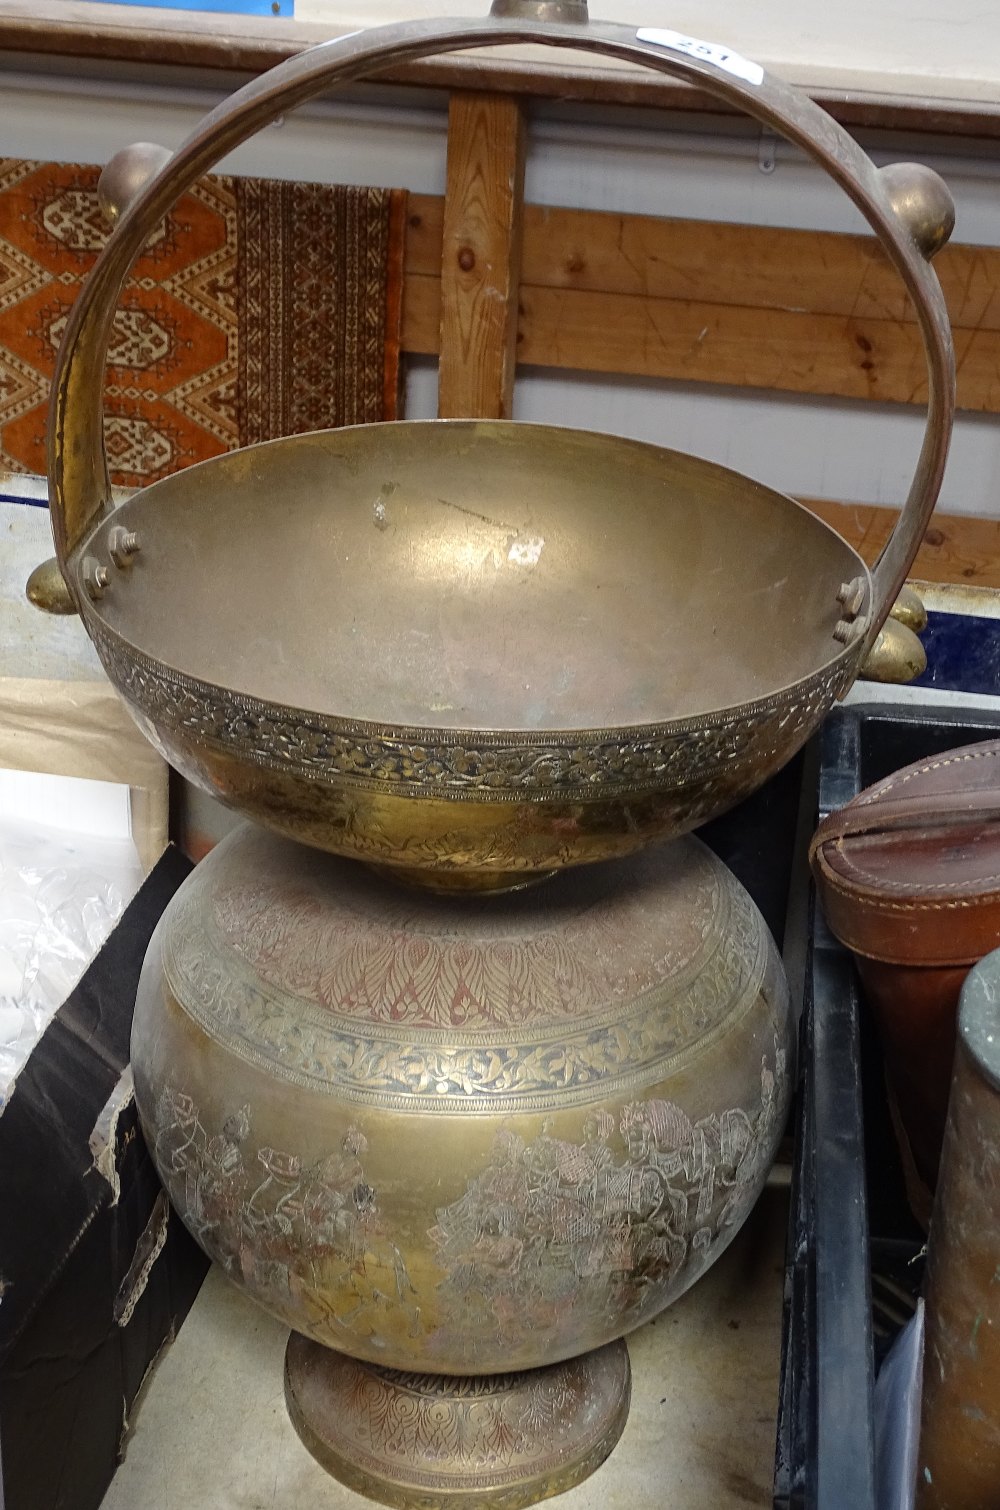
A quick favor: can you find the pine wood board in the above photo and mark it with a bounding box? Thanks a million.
[800,498,1000,589]
[404,194,1000,412]
[408,195,1000,329]
[437,95,526,419]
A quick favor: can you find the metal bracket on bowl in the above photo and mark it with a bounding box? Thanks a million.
[833,575,869,649]
[25,143,165,617]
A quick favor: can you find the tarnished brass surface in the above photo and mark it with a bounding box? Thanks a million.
[918,951,1000,1509]
[131,824,792,1375]
[491,0,588,20]
[284,1335,630,1508]
[858,616,927,684]
[41,7,955,882]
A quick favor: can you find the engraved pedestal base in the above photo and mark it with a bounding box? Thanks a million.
[284,1334,631,1510]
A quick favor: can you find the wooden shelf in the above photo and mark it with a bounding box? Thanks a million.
[2,2,1000,138]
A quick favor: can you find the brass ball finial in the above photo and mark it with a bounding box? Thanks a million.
[98,142,173,226]
[879,162,956,260]
[26,556,77,615]
[888,582,928,634]
[859,616,927,684]
[490,0,588,20]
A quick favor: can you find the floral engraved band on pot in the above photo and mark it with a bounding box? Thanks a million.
[156,831,776,1110]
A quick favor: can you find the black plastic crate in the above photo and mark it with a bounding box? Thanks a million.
[774,701,1000,1510]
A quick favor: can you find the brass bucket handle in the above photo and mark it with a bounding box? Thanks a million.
[47,6,955,653]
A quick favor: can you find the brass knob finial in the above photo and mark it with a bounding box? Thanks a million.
[879,162,956,260]
[26,556,77,615]
[98,142,173,225]
[490,0,588,21]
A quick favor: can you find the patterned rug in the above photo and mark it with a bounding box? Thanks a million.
[0,160,407,489]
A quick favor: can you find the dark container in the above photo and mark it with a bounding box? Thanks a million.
[774,701,1000,1510]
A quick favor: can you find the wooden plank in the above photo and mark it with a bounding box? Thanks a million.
[401,271,441,357]
[2,4,1000,138]
[514,284,937,405]
[407,270,1000,411]
[408,194,1000,334]
[404,197,1000,412]
[437,94,526,420]
[519,205,1000,333]
[799,498,1000,589]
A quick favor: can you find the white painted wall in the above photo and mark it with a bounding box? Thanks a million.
[293,0,1000,104]
[2,63,999,517]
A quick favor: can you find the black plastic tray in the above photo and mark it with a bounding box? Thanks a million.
[774,701,1000,1510]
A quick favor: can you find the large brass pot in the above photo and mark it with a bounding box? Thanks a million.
[42,6,955,890]
[132,823,791,1497]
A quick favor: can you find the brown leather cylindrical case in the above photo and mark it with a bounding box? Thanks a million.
[917,949,1000,1509]
[810,740,1000,1220]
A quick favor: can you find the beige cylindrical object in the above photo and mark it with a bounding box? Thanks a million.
[918,947,1000,1507]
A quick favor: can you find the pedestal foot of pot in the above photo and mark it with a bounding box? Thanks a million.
[284,1333,631,1509]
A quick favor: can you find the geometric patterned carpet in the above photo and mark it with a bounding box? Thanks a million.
[0,160,407,489]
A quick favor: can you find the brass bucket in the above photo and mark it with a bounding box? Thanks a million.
[41,5,956,888]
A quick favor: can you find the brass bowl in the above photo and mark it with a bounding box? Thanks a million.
[79,420,865,887]
[42,8,956,888]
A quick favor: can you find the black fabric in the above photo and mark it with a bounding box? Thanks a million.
[0,846,209,1510]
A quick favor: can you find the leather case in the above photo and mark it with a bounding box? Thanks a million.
[809,739,1000,1224]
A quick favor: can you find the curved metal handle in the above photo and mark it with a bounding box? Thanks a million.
[48,7,955,652]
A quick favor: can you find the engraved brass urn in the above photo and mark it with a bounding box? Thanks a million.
[41,2,957,1504]
[133,824,791,1503]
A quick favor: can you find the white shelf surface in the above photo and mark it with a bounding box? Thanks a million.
[103,1184,789,1510]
